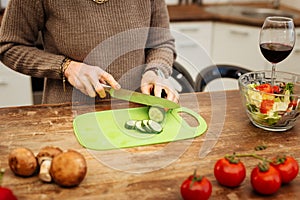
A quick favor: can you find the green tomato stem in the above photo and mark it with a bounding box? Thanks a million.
[228,153,273,163]
[257,161,270,172]
[189,169,203,189]
[0,168,5,186]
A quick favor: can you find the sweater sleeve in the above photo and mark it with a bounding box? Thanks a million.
[144,0,176,78]
[0,0,65,79]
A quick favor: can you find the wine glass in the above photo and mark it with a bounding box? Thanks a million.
[259,16,295,85]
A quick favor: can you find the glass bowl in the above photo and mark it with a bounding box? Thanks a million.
[238,71,300,131]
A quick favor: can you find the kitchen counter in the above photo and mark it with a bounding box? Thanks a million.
[1,3,300,27]
[167,3,300,26]
[1,90,300,199]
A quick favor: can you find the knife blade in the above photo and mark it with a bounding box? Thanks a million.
[101,84,180,109]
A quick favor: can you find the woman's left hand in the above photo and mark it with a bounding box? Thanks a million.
[141,70,179,103]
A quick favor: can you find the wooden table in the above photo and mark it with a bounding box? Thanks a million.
[1,90,299,199]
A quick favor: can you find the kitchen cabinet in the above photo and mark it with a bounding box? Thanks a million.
[170,21,267,91]
[170,21,214,82]
[0,62,33,107]
[211,24,300,75]
[165,0,178,5]
[206,22,267,91]
[276,28,300,74]
[0,0,9,10]
[174,22,300,91]
[211,22,267,72]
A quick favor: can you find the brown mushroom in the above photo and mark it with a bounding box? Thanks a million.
[8,147,38,177]
[36,146,63,182]
[50,149,87,187]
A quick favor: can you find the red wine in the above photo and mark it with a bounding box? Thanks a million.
[260,43,293,63]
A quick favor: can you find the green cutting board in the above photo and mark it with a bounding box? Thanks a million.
[73,107,207,150]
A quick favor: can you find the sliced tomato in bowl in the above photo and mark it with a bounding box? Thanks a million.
[260,99,274,114]
[255,83,273,93]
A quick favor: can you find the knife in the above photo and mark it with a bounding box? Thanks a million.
[101,84,180,109]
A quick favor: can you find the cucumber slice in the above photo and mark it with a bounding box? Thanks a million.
[124,120,137,129]
[125,119,163,134]
[148,106,166,123]
[147,120,163,133]
[135,120,147,133]
[142,120,153,133]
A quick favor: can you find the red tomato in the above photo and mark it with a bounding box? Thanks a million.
[0,187,17,200]
[260,99,274,114]
[214,157,246,187]
[272,85,280,94]
[255,83,281,94]
[271,155,299,184]
[180,172,212,200]
[288,100,298,109]
[255,84,272,93]
[251,164,281,195]
[0,169,17,200]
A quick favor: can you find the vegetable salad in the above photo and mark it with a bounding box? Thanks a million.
[245,82,297,126]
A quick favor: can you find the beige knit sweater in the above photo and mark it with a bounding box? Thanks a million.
[0,0,175,104]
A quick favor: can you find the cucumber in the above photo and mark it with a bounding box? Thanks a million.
[124,106,165,134]
[124,120,137,129]
[135,120,147,133]
[142,120,153,132]
[148,106,166,123]
[147,120,163,133]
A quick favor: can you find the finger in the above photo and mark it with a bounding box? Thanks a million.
[166,90,178,103]
[159,85,179,103]
[73,78,89,96]
[141,84,153,95]
[88,73,107,98]
[81,76,96,97]
[100,72,121,90]
[171,90,180,103]
[153,84,163,98]
[173,92,180,104]
[93,81,107,98]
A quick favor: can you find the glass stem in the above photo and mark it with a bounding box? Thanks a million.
[271,63,276,86]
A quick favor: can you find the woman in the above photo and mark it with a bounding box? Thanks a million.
[0,0,178,104]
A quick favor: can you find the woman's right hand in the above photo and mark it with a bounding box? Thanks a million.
[64,61,121,98]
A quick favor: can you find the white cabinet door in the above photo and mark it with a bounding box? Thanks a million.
[170,22,214,82]
[165,0,178,5]
[276,28,300,74]
[208,22,268,91]
[0,62,33,107]
[212,22,267,71]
